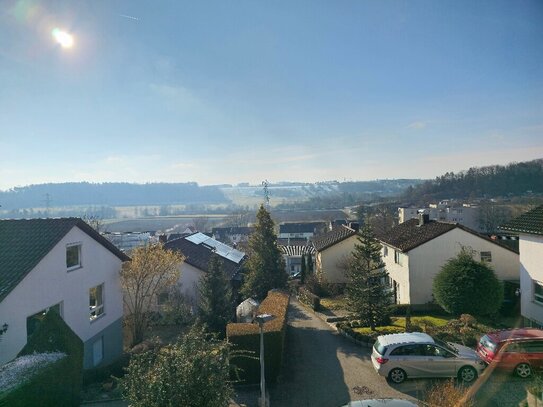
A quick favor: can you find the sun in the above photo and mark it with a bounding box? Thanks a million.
[52,28,74,49]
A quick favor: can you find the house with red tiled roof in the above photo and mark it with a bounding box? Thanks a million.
[500,205,543,328]
[380,214,519,306]
[0,218,129,368]
[311,223,359,283]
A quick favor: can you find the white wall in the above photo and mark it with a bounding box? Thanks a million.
[382,246,410,304]
[318,235,358,284]
[406,228,519,304]
[0,226,124,366]
[178,262,204,304]
[519,234,543,326]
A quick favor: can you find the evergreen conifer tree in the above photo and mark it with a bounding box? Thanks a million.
[346,225,392,330]
[306,252,314,275]
[241,205,287,300]
[197,253,233,336]
[300,253,306,284]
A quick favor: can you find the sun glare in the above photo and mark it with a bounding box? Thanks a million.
[52,28,74,49]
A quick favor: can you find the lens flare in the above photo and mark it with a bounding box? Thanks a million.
[52,28,74,48]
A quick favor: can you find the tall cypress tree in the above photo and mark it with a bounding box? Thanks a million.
[346,225,392,330]
[300,253,307,284]
[241,205,287,300]
[198,253,232,336]
[306,252,314,275]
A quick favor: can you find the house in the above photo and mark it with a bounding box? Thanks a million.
[379,214,519,306]
[211,226,254,245]
[399,201,481,232]
[500,205,543,328]
[278,244,316,276]
[278,222,327,241]
[0,218,129,368]
[311,224,359,283]
[164,232,246,304]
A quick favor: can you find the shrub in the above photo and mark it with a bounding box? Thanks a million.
[424,379,474,407]
[82,353,130,385]
[227,290,289,384]
[0,310,83,407]
[298,287,320,311]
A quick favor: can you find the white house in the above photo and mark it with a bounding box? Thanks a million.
[164,232,246,304]
[500,205,543,328]
[380,214,519,306]
[279,244,316,276]
[312,224,359,284]
[399,201,481,232]
[278,222,327,241]
[0,218,129,368]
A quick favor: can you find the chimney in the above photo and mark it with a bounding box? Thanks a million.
[418,213,430,227]
[158,234,167,243]
[348,222,360,231]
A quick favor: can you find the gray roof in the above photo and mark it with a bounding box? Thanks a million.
[500,205,543,236]
[0,218,129,302]
[312,225,357,251]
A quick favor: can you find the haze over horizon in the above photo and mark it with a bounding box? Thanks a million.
[1,1,542,191]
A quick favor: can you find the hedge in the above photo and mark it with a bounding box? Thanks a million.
[0,310,83,407]
[298,287,320,311]
[227,290,289,384]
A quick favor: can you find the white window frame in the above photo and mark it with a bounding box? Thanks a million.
[383,246,388,257]
[394,250,403,266]
[480,251,492,263]
[66,243,82,271]
[90,283,105,321]
[534,280,543,305]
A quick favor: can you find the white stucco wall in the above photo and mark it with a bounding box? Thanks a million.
[178,262,204,304]
[382,246,410,304]
[518,234,543,326]
[405,228,519,304]
[0,226,124,366]
[317,235,358,284]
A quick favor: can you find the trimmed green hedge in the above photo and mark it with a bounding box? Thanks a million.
[227,290,289,384]
[0,310,83,407]
[298,287,320,311]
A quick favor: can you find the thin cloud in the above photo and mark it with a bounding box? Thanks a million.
[407,121,427,130]
[119,14,140,21]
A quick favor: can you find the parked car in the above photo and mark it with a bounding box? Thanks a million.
[477,328,543,378]
[342,400,418,407]
[371,332,486,384]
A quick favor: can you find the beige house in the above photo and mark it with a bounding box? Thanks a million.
[312,224,359,284]
[500,205,543,328]
[380,214,519,306]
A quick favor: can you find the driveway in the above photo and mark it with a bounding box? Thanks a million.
[266,299,421,407]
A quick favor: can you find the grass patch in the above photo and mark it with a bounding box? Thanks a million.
[319,296,348,311]
[351,315,451,335]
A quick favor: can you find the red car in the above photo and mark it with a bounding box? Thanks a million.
[477,328,543,378]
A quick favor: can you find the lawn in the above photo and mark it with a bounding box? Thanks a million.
[319,296,349,311]
[352,315,452,335]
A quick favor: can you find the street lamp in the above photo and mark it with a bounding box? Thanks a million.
[254,313,275,407]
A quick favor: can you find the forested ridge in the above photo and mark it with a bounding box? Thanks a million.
[403,159,543,203]
[0,182,228,210]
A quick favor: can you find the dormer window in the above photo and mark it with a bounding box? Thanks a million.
[66,243,82,270]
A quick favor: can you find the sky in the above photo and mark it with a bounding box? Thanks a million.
[1,0,542,190]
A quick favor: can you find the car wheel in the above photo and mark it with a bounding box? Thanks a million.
[458,366,477,383]
[515,363,532,378]
[388,368,407,384]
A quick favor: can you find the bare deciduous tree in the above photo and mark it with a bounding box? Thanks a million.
[121,244,184,346]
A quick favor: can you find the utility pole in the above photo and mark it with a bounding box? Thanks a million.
[262,180,270,209]
[44,193,52,217]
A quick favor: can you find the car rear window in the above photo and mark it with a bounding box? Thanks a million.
[374,339,387,356]
[479,335,497,352]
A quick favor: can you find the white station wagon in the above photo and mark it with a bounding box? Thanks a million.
[371,332,486,384]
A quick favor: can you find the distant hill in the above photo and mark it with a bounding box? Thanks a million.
[403,159,543,203]
[0,182,228,210]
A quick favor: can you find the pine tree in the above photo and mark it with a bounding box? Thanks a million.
[346,225,392,330]
[300,253,307,284]
[241,205,287,300]
[306,252,314,275]
[198,253,233,336]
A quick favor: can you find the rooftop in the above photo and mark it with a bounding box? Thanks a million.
[499,205,543,236]
[312,225,358,252]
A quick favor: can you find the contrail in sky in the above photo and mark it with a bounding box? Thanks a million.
[119,14,140,21]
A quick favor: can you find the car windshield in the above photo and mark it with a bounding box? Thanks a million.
[434,338,458,354]
[373,339,387,356]
[479,335,497,352]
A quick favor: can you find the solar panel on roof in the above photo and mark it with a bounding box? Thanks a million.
[185,232,245,263]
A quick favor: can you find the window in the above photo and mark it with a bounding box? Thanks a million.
[92,337,103,366]
[26,303,63,339]
[480,251,492,262]
[90,284,104,321]
[66,243,82,269]
[534,280,543,305]
[394,250,403,265]
[383,246,388,257]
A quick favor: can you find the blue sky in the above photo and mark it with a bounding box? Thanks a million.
[1,0,542,190]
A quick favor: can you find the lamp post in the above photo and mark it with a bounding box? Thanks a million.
[254,313,275,407]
